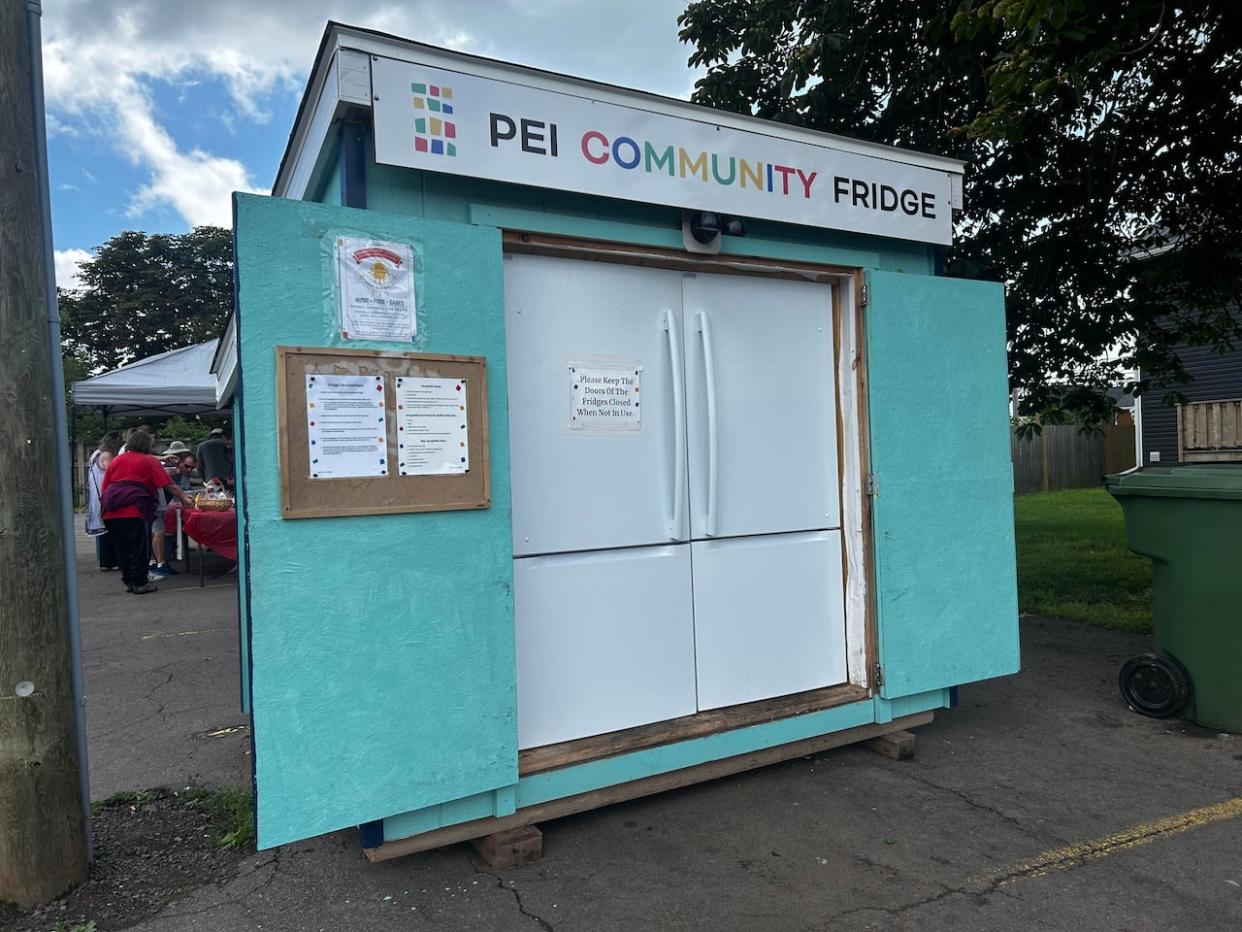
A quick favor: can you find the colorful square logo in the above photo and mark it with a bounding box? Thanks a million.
[411,82,456,157]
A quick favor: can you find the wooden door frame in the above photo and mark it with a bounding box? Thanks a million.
[500,231,878,776]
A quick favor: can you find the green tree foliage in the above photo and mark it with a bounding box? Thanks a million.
[157,416,218,445]
[63,353,104,445]
[679,1,1242,423]
[59,227,233,373]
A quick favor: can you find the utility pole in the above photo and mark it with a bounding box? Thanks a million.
[0,0,91,908]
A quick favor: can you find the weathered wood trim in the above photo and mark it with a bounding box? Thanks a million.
[364,711,934,862]
[519,683,868,775]
[501,231,859,282]
[854,269,880,693]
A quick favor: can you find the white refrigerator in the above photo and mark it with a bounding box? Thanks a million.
[505,253,847,749]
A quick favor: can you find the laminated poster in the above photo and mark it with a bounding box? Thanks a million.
[305,374,389,479]
[569,364,641,431]
[337,237,416,341]
[395,376,469,476]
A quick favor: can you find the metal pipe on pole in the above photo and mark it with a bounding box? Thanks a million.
[26,0,91,854]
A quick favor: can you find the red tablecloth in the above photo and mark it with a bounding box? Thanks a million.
[165,507,238,561]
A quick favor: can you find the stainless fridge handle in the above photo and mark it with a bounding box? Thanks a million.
[665,309,687,540]
[697,310,718,537]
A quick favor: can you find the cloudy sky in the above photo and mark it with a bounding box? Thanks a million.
[44,1,704,290]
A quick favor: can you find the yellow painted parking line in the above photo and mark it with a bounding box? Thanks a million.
[986,796,1242,887]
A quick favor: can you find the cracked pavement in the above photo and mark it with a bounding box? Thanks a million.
[78,527,1242,930]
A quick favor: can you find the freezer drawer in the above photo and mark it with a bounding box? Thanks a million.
[691,531,848,711]
[514,544,698,749]
[683,273,840,539]
[505,254,690,556]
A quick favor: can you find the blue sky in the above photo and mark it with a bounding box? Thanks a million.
[44,1,703,290]
[49,77,298,251]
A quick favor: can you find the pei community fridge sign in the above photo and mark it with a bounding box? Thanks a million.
[371,56,955,245]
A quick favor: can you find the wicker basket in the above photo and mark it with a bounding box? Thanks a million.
[194,496,233,512]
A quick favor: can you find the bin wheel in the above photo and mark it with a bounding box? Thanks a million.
[1119,653,1190,718]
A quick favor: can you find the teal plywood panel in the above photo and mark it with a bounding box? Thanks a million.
[514,699,876,807]
[315,147,342,205]
[365,146,425,217]
[866,271,1019,697]
[464,205,883,270]
[876,240,935,275]
[233,194,516,848]
[378,685,951,845]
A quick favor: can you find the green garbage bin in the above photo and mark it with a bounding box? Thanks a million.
[1107,465,1242,733]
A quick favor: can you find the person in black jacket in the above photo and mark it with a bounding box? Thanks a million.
[196,425,234,490]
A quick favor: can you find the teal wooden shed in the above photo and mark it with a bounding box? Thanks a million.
[219,22,1020,858]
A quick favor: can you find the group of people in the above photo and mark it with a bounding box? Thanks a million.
[85,424,234,595]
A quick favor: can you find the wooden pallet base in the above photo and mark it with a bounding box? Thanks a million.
[364,710,933,863]
[470,824,543,868]
[865,729,917,761]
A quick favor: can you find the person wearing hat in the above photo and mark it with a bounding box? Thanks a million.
[161,442,198,490]
[160,440,191,474]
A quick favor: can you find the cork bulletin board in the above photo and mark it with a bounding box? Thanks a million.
[276,346,490,519]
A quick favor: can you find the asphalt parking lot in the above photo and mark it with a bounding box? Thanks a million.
[76,529,1242,931]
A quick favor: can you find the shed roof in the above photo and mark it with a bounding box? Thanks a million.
[273,22,966,204]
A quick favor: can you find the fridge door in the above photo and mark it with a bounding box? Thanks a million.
[683,273,840,540]
[505,253,690,556]
[514,544,698,749]
[691,531,848,711]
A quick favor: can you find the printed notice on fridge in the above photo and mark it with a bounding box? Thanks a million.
[395,376,469,475]
[336,236,416,341]
[569,364,641,432]
[305,374,389,479]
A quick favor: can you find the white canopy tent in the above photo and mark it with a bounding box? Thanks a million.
[69,339,233,508]
[72,339,222,417]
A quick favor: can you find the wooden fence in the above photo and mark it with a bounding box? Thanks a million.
[1012,424,1136,495]
[71,441,91,509]
[1178,399,1242,462]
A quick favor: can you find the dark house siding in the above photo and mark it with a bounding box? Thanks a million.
[1141,336,1242,465]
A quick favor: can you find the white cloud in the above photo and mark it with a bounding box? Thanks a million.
[42,12,268,227]
[111,81,262,227]
[54,248,92,292]
[45,112,78,137]
[39,2,478,227]
[41,1,700,228]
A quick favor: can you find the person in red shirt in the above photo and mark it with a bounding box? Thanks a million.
[101,430,194,594]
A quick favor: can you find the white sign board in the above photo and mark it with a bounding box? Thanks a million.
[372,57,954,245]
[569,364,641,432]
[395,376,469,475]
[336,236,416,341]
[305,374,389,478]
